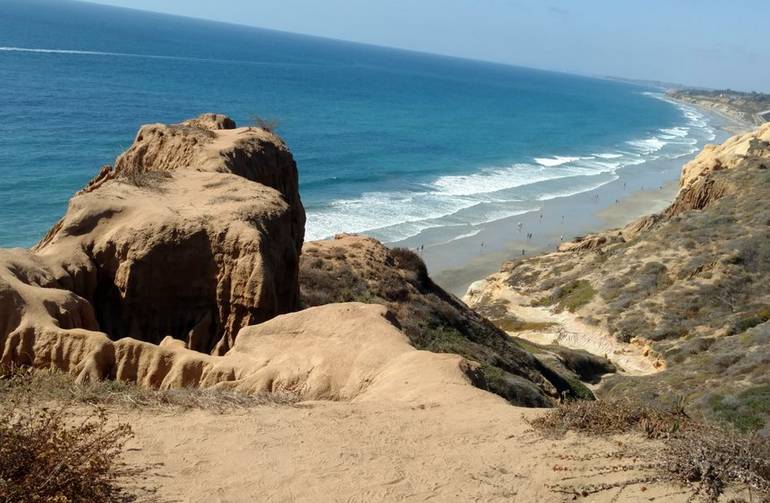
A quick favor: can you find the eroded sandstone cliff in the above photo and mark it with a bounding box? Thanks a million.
[1,115,304,370]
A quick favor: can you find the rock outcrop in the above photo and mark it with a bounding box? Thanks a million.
[2,114,305,368]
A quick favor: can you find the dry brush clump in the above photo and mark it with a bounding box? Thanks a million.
[532,398,770,502]
[0,366,299,412]
[0,366,300,501]
[249,115,280,132]
[0,393,135,502]
[118,168,172,189]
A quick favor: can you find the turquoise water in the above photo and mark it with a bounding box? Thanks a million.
[0,0,715,247]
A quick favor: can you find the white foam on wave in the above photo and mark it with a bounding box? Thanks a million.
[431,163,572,196]
[435,228,483,246]
[0,46,316,68]
[0,45,195,61]
[534,156,585,167]
[306,91,716,243]
[454,203,533,227]
[535,174,620,202]
[306,163,566,241]
[627,137,668,154]
[660,126,689,137]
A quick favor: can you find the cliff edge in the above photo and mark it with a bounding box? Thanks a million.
[0,114,576,407]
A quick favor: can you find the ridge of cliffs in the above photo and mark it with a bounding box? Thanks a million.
[468,123,770,432]
[0,114,580,407]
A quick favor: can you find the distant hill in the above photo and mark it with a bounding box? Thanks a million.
[668,88,770,125]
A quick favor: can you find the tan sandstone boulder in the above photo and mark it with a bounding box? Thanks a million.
[2,114,305,367]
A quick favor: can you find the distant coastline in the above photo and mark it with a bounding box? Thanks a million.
[427,101,744,297]
[666,88,769,134]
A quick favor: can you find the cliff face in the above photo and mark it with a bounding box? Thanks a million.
[468,123,770,431]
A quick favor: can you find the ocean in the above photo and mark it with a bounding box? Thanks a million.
[0,0,716,249]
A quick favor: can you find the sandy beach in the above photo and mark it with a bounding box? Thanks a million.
[410,110,751,296]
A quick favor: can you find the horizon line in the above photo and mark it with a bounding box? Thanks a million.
[65,0,700,92]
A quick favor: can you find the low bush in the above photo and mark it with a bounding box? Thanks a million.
[532,398,770,502]
[0,398,133,502]
[532,398,687,439]
[554,280,595,313]
[709,384,770,433]
[729,306,770,335]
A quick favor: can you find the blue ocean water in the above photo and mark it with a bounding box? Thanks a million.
[0,0,715,247]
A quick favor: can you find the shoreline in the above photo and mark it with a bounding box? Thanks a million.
[665,93,757,135]
[417,107,746,297]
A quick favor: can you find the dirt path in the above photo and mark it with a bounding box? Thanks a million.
[121,400,689,502]
[465,276,664,376]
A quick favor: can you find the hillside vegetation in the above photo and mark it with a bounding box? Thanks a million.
[472,124,770,432]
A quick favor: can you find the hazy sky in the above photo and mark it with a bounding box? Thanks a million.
[83,0,769,92]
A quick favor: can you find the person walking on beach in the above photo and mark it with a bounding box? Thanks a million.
[517,221,523,232]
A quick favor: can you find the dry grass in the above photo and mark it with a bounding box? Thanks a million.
[532,399,770,502]
[0,367,299,501]
[118,168,172,189]
[0,367,299,412]
[249,115,280,132]
[0,396,135,502]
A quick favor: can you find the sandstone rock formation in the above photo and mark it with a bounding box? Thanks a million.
[2,114,305,373]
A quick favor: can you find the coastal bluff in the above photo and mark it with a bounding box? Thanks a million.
[0,114,574,405]
[468,123,770,431]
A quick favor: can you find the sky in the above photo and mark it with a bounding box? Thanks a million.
[82,0,769,92]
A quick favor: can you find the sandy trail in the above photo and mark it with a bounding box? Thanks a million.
[465,276,664,376]
[122,399,688,502]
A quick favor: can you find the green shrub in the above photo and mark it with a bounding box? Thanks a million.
[554,280,595,313]
[729,306,770,335]
[709,384,770,433]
